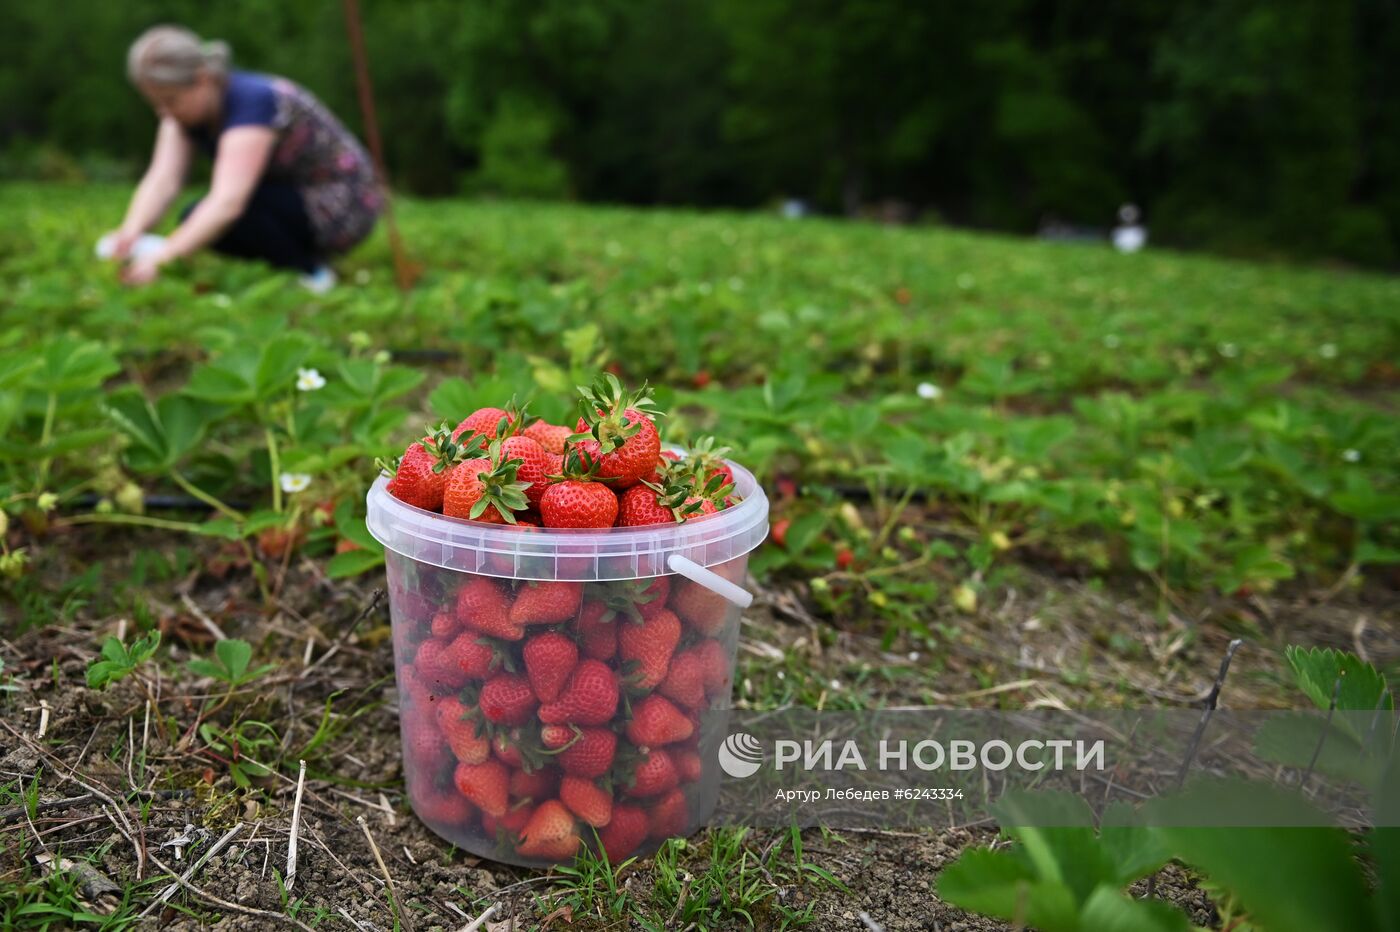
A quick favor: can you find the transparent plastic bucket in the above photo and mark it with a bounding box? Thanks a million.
[367,456,769,867]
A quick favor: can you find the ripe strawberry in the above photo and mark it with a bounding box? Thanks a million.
[510,581,584,625]
[633,577,672,618]
[383,442,448,509]
[414,637,470,690]
[625,695,694,748]
[456,576,524,641]
[516,799,581,860]
[669,579,729,636]
[771,518,792,548]
[524,419,572,455]
[538,659,620,726]
[413,781,475,827]
[658,648,708,710]
[256,525,304,560]
[616,483,681,527]
[442,631,499,680]
[683,437,737,499]
[402,713,450,773]
[491,729,532,769]
[560,776,613,828]
[618,608,681,689]
[509,766,559,803]
[693,639,731,694]
[442,450,531,524]
[623,749,679,798]
[390,584,436,631]
[334,536,363,554]
[482,801,535,840]
[640,454,671,486]
[573,600,618,660]
[674,748,703,784]
[501,435,554,506]
[380,426,470,511]
[572,376,663,489]
[621,455,722,524]
[436,697,491,764]
[574,413,661,490]
[429,610,459,639]
[451,405,517,445]
[590,576,671,627]
[453,759,509,818]
[542,725,618,778]
[598,803,648,863]
[522,631,579,702]
[478,672,538,726]
[647,788,689,840]
[397,663,444,709]
[836,547,854,570]
[682,497,720,521]
[483,519,540,575]
[539,477,618,529]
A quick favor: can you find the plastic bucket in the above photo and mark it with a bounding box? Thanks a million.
[367,455,769,866]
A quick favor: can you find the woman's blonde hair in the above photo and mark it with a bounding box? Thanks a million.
[127,25,231,87]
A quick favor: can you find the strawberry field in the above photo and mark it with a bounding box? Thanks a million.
[1,181,1398,930]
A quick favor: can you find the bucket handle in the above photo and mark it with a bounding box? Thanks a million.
[666,554,753,609]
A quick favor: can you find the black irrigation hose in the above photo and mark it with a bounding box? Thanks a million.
[64,494,247,513]
[388,348,460,363]
[822,483,932,504]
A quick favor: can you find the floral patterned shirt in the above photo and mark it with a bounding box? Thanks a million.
[189,71,382,254]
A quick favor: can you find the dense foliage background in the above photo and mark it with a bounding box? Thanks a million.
[4,0,1398,266]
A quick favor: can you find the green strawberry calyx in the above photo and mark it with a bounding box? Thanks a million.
[571,374,662,455]
[468,438,531,523]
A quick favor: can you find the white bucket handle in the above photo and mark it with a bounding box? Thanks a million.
[666,554,753,608]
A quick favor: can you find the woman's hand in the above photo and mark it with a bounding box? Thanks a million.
[103,228,141,261]
[122,252,166,286]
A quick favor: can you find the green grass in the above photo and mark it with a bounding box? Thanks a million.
[544,827,835,929]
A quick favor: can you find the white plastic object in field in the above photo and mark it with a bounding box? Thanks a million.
[667,553,753,608]
[95,233,167,261]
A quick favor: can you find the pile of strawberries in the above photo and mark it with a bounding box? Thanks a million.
[392,561,738,863]
[380,377,746,863]
[379,375,740,528]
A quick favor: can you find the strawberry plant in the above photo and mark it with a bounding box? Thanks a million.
[84,629,160,690]
[943,648,1397,932]
[937,792,1187,932]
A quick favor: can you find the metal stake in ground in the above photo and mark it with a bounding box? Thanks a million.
[341,0,421,290]
[1174,638,1244,789]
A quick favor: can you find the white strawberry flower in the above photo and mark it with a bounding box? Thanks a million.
[1319,343,1338,359]
[1342,449,1361,463]
[296,368,326,392]
[916,382,942,400]
[279,472,312,493]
